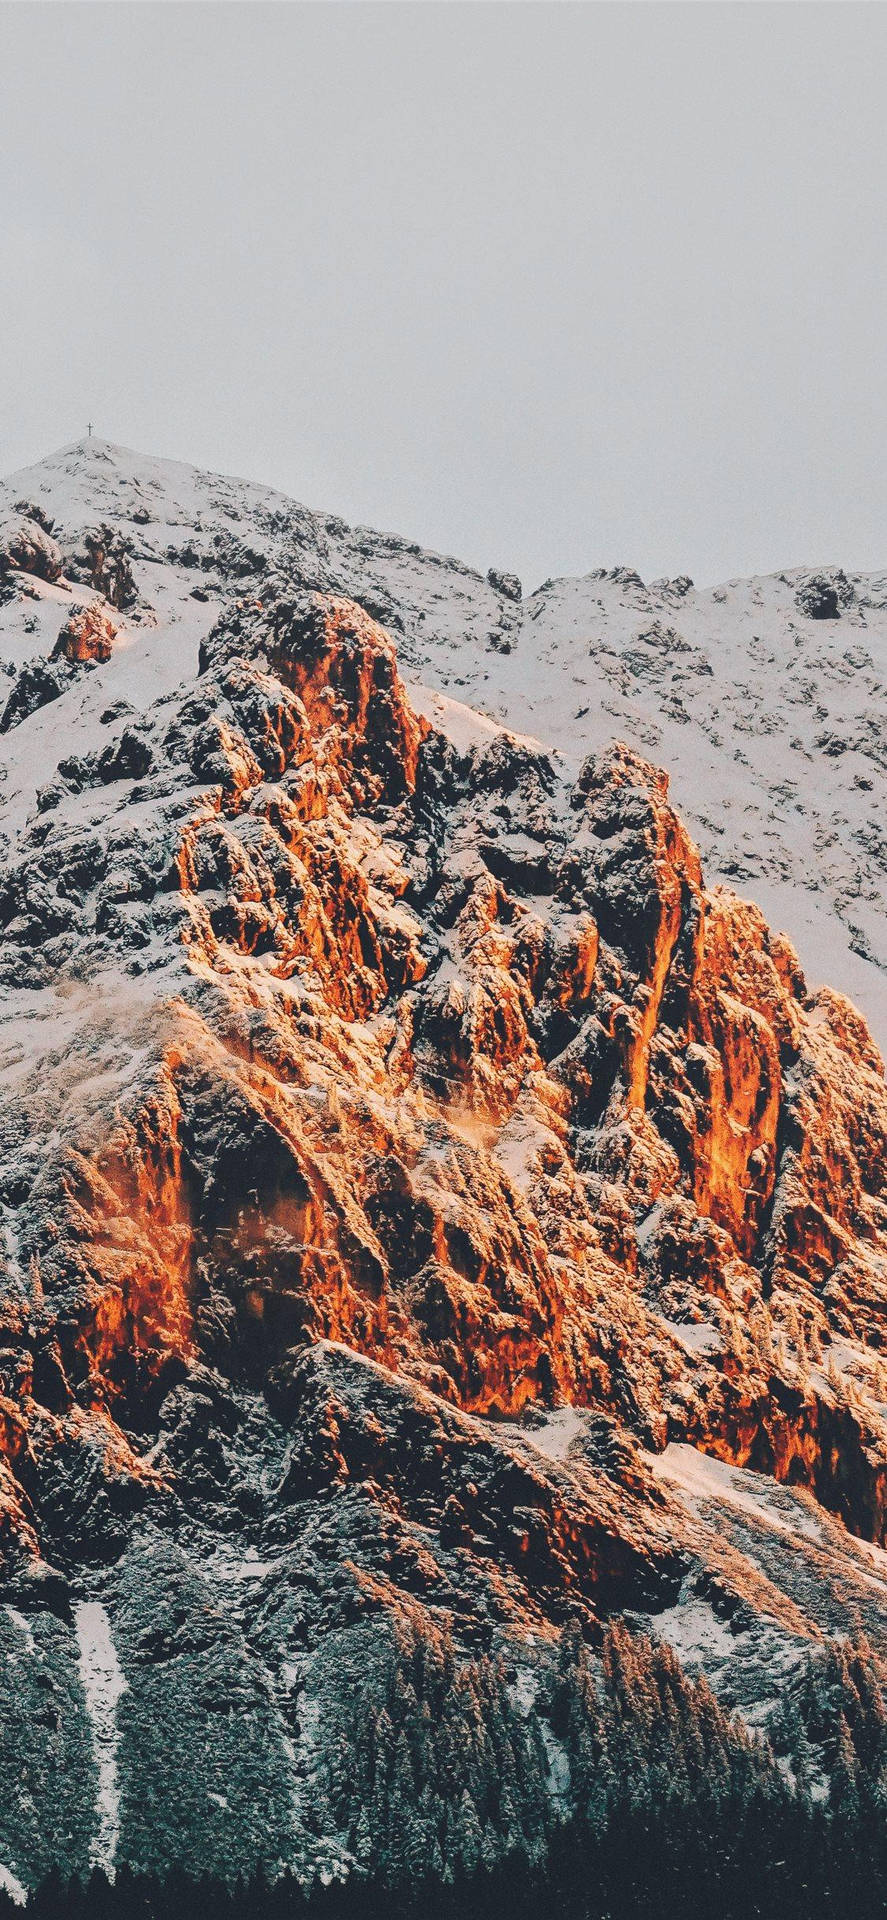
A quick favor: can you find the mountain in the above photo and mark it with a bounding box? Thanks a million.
[0,438,885,1897]
[2,439,884,1046]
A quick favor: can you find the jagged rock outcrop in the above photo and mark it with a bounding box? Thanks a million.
[63,526,137,611]
[52,604,118,666]
[0,440,885,1890]
[0,508,63,588]
[794,570,854,620]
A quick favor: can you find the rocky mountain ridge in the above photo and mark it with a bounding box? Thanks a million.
[2,438,883,1045]
[0,440,885,1892]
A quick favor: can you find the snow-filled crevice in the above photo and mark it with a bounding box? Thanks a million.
[4,1606,35,1654]
[74,1601,127,1880]
[0,1865,26,1908]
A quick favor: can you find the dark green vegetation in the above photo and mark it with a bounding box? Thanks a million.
[11,1619,887,1920]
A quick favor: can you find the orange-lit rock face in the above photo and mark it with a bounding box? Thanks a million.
[678,894,785,1256]
[51,603,118,666]
[263,593,428,803]
[1,584,886,1577]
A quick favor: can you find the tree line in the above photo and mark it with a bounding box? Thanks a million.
[10,1617,887,1920]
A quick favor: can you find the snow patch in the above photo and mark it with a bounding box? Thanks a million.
[659,1317,721,1356]
[512,1406,587,1463]
[1,1211,23,1292]
[4,1607,34,1655]
[494,1113,558,1187]
[75,1601,127,1879]
[651,1442,824,1543]
[0,1865,26,1907]
[652,1594,737,1668]
[407,680,544,757]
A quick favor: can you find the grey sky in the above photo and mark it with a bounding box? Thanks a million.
[2,2,886,592]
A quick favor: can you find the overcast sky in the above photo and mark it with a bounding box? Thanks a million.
[2,2,886,591]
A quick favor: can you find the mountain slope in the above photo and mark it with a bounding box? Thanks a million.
[2,438,884,1048]
[0,440,885,1889]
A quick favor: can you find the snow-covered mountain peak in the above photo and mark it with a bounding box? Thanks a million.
[2,438,884,1045]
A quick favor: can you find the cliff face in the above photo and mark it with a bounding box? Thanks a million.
[0,444,885,1890]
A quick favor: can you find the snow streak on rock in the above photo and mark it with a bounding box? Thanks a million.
[0,1865,26,1908]
[75,1602,127,1880]
[4,1607,34,1655]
